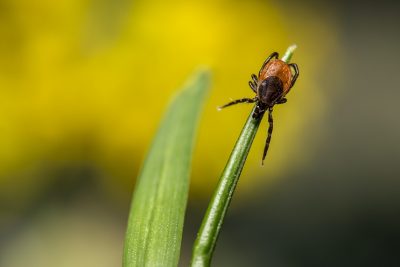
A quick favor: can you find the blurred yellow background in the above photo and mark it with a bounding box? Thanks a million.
[1,0,399,266]
[0,0,337,202]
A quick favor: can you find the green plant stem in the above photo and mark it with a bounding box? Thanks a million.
[191,106,263,267]
[190,45,297,267]
[281,44,297,63]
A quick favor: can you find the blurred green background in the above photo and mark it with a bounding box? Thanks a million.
[1,0,399,266]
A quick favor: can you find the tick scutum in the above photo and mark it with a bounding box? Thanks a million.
[257,76,284,107]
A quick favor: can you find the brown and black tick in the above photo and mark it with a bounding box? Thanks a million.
[218,52,299,164]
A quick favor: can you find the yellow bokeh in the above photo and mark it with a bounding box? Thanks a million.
[0,0,340,204]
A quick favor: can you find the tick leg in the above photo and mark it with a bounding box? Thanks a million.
[258,52,279,77]
[251,74,258,84]
[218,97,257,110]
[248,74,258,93]
[276,98,287,104]
[262,108,274,165]
[289,63,299,89]
[249,81,257,92]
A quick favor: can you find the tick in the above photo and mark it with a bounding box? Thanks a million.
[218,51,299,164]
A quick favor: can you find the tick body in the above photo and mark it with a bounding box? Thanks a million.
[219,51,299,164]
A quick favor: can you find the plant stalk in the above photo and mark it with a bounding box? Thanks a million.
[190,45,297,267]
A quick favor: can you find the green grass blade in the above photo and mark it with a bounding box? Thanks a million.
[123,69,211,267]
[191,45,297,266]
[190,106,263,267]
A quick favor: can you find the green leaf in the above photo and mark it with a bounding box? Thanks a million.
[123,69,211,267]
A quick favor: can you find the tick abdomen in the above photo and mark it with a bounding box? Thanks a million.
[259,59,292,94]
